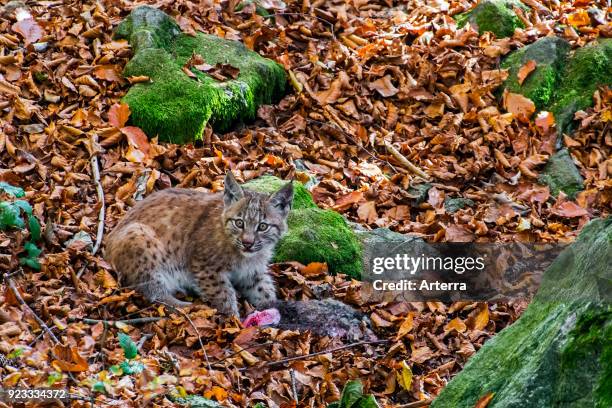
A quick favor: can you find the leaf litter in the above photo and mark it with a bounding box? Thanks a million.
[0,0,610,407]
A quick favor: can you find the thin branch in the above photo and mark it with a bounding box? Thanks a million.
[6,277,60,344]
[396,399,434,408]
[158,301,212,372]
[68,316,164,327]
[240,339,389,371]
[290,368,299,404]
[384,141,430,180]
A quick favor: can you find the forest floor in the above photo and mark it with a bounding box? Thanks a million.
[0,0,610,407]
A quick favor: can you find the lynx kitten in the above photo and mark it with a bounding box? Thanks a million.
[104,172,293,316]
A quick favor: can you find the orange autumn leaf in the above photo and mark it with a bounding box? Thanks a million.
[121,126,150,157]
[94,65,123,82]
[505,92,535,121]
[204,386,228,402]
[301,262,328,277]
[473,304,489,331]
[98,290,135,305]
[396,312,415,340]
[333,191,364,211]
[52,345,89,372]
[445,317,467,333]
[517,60,536,85]
[551,201,588,218]
[263,153,284,168]
[567,11,590,27]
[474,392,495,408]
[108,103,131,129]
[535,111,555,134]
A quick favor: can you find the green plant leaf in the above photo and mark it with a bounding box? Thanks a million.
[118,333,138,359]
[47,372,63,386]
[119,359,144,374]
[19,242,42,271]
[0,201,25,229]
[28,215,41,241]
[340,380,364,408]
[0,182,25,198]
[7,347,24,359]
[354,395,379,408]
[12,200,33,215]
[92,381,107,393]
[109,364,123,375]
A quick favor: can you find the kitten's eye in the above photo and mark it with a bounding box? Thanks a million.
[234,219,244,228]
[257,222,269,232]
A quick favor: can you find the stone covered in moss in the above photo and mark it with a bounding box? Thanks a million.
[501,37,570,110]
[538,149,584,199]
[114,6,286,144]
[245,176,362,278]
[432,217,612,408]
[455,0,526,38]
[551,38,612,135]
[244,176,316,210]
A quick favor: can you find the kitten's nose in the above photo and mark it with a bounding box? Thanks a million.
[242,237,254,249]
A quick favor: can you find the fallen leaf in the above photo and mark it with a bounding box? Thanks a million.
[517,60,536,85]
[369,75,398,97]
[444,317,467,333]
[551,201,588,218]
[109,103,131,128]
[301,262,328,277]
[567,11,590,27]
[357,201,378,224]
[396,360,413,391]
[12,19,44,44]
[396,312,414,340]
[52,345,89,372]
[474,392,495,408]
[505,92,535,121]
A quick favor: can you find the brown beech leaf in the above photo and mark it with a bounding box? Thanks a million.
[535,111,555,134]
[357,201,378,224]
[551,201,588,218]
[300,262,328,277]
[94,65,122,82]
[474,392,495,408]
[444,317,467,333]
[52,345,89,372]
[517,60,536,85]
[369,75,398,97]
[108,103,131,128]
[12,19,44,44]
[505,92,535,121]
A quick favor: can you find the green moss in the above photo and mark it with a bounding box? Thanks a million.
[552,38,612,135]
[244,176,316,210]
[455,0,526,38]
[432,217,612,408]
[275,208,362,279]
[539,149,584,199]
[501,37,570,110]
[114,6,286,143]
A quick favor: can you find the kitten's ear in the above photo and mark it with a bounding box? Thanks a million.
[269,182,294,216]
[224,172,244,207]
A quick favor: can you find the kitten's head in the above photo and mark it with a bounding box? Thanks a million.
[222,172,293,256]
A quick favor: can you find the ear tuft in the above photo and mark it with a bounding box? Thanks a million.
[269,181,294,216]
[224,171,244,207]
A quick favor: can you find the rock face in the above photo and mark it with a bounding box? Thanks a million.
[501,37,612,135]
[244,176,362,278]
[538,149,584,199]
[431,217,612,408]
[501,36,570,110]
[455,0,526,38]
[114,6,286,144]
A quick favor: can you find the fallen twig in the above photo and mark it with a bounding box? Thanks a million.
[240,339,389,371]
[6,277,60,344]
[384,140,430,180]
[158,301,212,372]
[68,316,164,327]
[396,399,434,408]
[77,135,105,279]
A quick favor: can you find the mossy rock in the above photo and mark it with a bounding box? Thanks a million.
[432,217,612,408]
[245,176,362,278]
[455,0,527,38]
[539,149,584,199]
[551,38,612,136]
[501,37,570,110]
[114,6,286,144]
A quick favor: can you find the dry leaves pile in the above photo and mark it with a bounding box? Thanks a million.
[0,0,610,407]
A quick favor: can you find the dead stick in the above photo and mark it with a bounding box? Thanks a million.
[241,339,389,371]
[6,277,60,344]
[384,141,430,180]
[69,316,164,326]
[90,136,105,256]
[158,302,212,372]
[396,399,433,408]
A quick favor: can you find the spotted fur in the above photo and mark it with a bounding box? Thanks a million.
[104,172,293,316]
